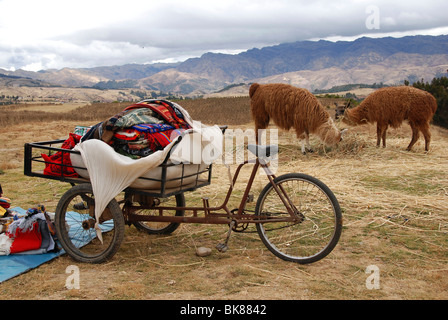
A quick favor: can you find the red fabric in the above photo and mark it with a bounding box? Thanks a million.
[114,128,144,141]
[151,129,176,148]
[9,222,42,254]
[42,133,81,178]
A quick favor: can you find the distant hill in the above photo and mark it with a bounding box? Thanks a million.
[1,35,448,98]
[0,73,59,88]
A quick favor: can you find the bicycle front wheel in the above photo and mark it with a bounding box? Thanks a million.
[255,173,342,264]
[55,183,125,263]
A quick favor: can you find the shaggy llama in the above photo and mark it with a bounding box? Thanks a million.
[250,83,345,154]
[337,86,437,151]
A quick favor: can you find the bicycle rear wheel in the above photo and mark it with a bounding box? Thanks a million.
[130,193,185,235]
[255,173,342,264]
[55,183,125,263]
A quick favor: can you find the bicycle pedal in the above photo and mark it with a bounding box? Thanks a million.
[216,243,228,253]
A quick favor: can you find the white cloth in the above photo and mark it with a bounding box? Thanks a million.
[73,115,223,242]
[0,234,13,255]
[73,138,176,242]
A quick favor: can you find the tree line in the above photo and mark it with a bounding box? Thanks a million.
[409,76,448,129]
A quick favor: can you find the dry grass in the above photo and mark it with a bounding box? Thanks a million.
[0,98,447,300]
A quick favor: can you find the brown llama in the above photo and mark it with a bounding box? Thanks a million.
[250,83,346,154]
[337,86,437,151]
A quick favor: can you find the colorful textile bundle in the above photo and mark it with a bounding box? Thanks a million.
[0,197,10,209]
[0,206,59,255]
[0,184,10,210]
[83,99,192,159]
[113,126,184,159]
[41,99,193,178]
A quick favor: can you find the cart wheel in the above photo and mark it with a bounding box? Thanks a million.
[255,173,342,264]
[131,193,185,235]
[55,183,125,263]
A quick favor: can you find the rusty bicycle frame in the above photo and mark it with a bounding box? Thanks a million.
[122,156,301,229]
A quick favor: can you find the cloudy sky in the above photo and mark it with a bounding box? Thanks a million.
[1,0,447,71]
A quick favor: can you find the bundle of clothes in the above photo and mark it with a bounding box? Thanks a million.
[43,99,192,178]
[0,185,59,256]
[0,184,10,216]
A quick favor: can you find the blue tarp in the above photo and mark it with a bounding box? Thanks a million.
[0,250,62,283]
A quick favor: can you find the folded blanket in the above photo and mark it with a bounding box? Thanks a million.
[113,108,164,128]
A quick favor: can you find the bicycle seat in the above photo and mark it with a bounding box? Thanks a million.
[247,144,279,159]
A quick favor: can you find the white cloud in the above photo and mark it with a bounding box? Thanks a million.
[0,0,447,71]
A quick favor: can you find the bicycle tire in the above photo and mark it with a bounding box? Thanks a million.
[131,193,185,235]
[55,183,125,263]
[255,173,342,264]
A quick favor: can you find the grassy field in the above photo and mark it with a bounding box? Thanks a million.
[0,97,447,300]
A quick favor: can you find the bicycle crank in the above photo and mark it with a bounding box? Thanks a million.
[230,208,249,232]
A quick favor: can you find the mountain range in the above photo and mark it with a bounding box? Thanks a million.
[1,35,448,99]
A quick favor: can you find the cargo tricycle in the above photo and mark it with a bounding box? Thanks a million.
[24,126,342,264]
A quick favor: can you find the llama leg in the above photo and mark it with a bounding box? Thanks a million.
[420,123,432,152]
[254,114,269,144]
[300,134,307,155]
[406,123,420,151]
[376,124,387,148]
[376,124,387,147]
[376,125,381,147]
[299,132,312,155]
[381,126,388,148]
[301,141,306,154]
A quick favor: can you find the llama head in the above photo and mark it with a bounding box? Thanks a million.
[341,107,368,126]
[336,101,368,126]
[335,101,351,120]
[320,119,348,146]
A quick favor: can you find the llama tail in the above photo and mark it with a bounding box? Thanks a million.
[249,83,260,98]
